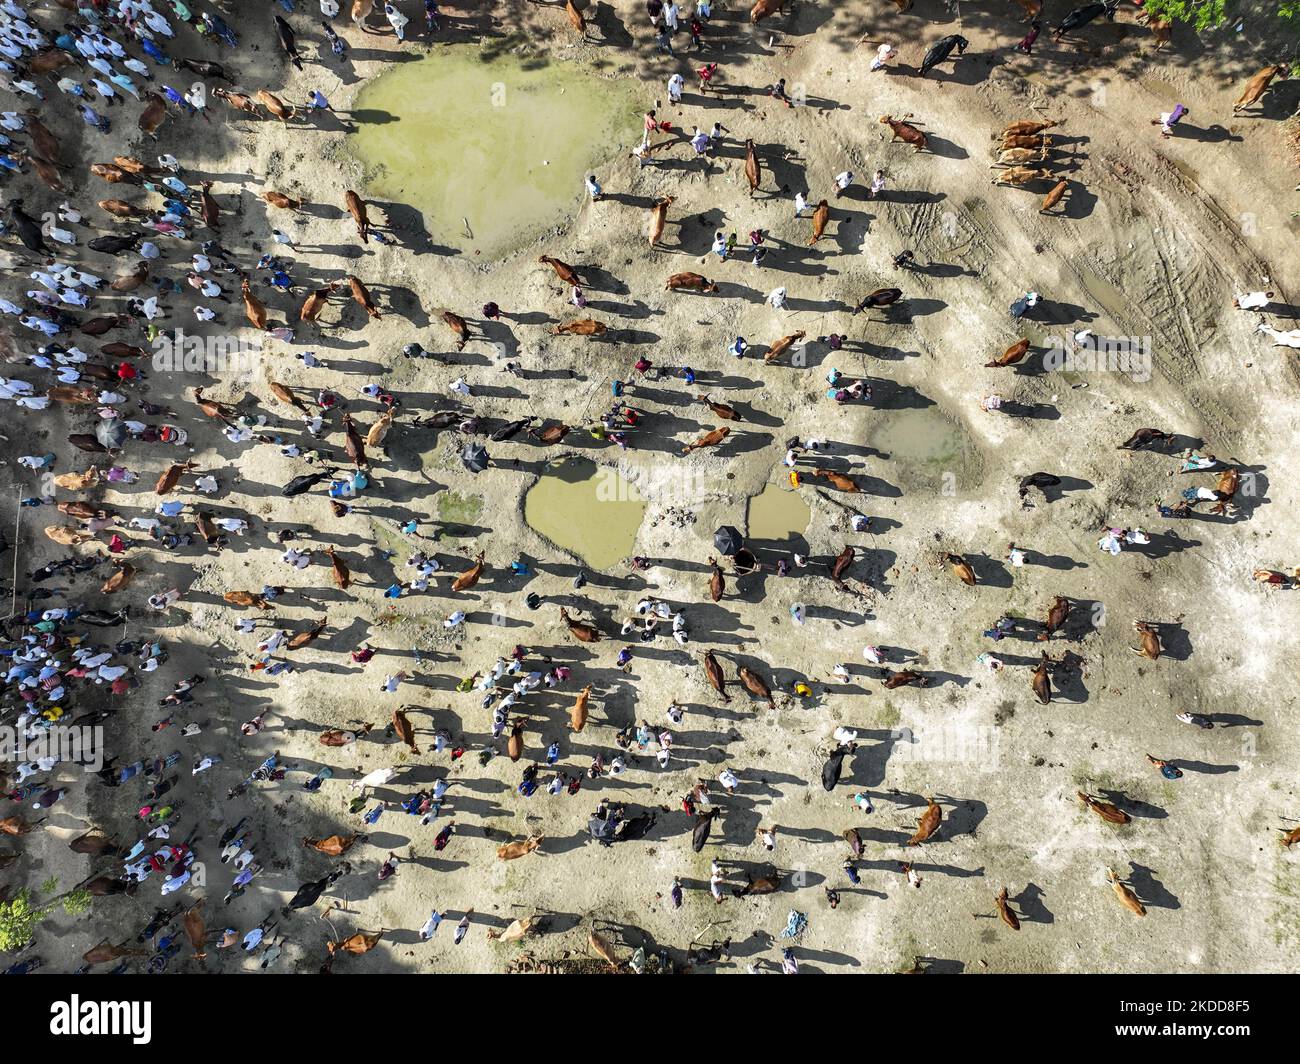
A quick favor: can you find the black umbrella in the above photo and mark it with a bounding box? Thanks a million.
[95,419,128,450]
[588,815,618,845]
[713,525,743,556]
[461,441,490,473]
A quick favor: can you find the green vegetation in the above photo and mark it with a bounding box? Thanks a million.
[0,890,45,952]
[1142,0,1299,33]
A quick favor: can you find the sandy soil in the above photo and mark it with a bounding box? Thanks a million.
[4,1,1300,974]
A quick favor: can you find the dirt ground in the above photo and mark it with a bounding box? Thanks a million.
[4,1,1300,974]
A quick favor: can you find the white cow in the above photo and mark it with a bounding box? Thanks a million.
[1257,322,1300,348]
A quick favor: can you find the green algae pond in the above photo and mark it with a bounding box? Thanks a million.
[349,47,642,257]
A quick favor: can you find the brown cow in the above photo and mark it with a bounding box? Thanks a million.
[1040,179,1069,214]
[100,562,135,595]
[1000,133,1053,150]
[735,870,782,896]
[565,0,586,36]
[1130,621,1161,660]
[704,650,729,702]
[344,190,370,241]
[1233,65,1288,113]
[47,386,98,405]
[699,395,741,421]
[300,281,339,322]
[808,200,829,245]
[199,182,221,228]
[347,275,381,319]
[992,166,1054,187]
[560,607,601,642]
[450,550,486,593]
[263,190,303,210]
[682,426,731,454]
[507,717,527,761]
[25,113,61,164]
[750,0,787,22]
[366,409,395,448]
[68,831,120,855]
[1209,466,1240,517]
[138,93,168,136]
[648,195,674,247]
[269,381,306,413]
[110,262,148,291]
[1038,595,1069,640]
[242,278,268,330]
[816,468,859,493]
[1107,868,1146,916]
[1078,791,1131,825]
[738,665,774,709]
[329,929,383,955]
[830,545,855,586]
[256,89,294,122]
[442,310,470,350]
[394,708,420,754]
[880,115,927,152]
[708,556,725,601]
[666,271,719,293]
[996,887,1021,930]
[0,815,37,836]
[1031,652,1052,704]
[999,119,1058,137]
[29,48,77,75]
[986,338,1029,367]
[214,88,260,116]
[539,255,580,285]
[907,799,942,846]
[303,834,366,856]
[26,153,66,194]
[224,591,272,609]
[569,684,592,732]
[325,546,351,590]
[155,460,195,495]
[1137,13,1172,47]
[552,319,607,336]
[497,834,543,860]
[994,146,1050,167]
[745,139,761,196]
[45,525,94,545]
[82,940,147,965]
[764,331,805,364]
[54,465,99,491]
[941,551,976,585]
[529,422,571,445]
[184,901,207,963]
[882,669,929,690]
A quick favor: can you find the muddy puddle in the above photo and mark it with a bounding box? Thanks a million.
[746,483,811,540]
[524,457,645,570]
[868,407,979,488]
[348,48,641,257]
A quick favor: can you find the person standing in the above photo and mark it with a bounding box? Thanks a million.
[385,3,409,41]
